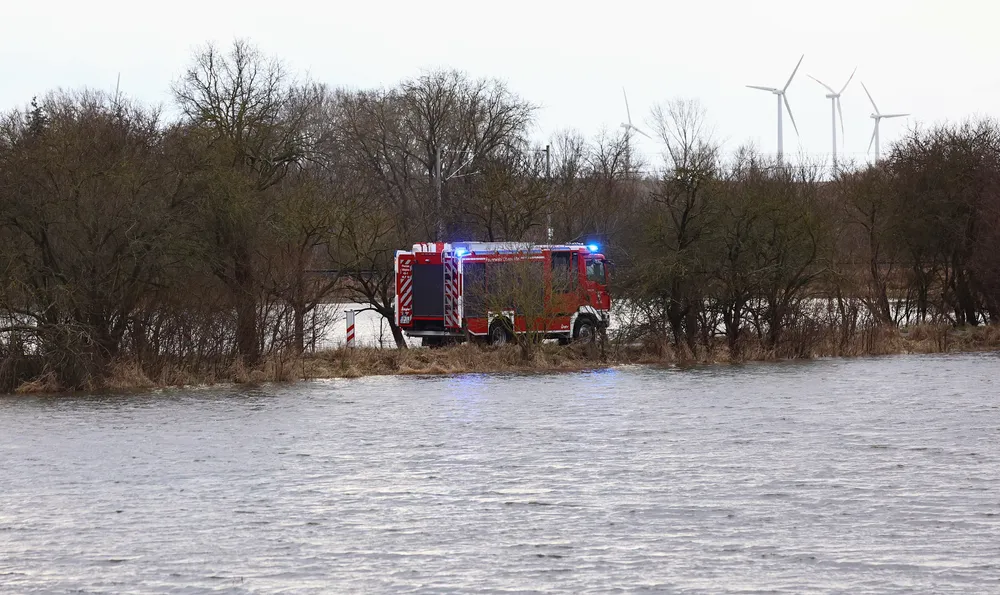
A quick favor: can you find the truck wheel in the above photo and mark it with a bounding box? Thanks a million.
[574,317,597,343]
[489,321,512,346]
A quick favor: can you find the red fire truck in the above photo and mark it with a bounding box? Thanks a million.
[395,241,611,345]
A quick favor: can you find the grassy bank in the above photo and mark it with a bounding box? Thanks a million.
[8,323,1000,395]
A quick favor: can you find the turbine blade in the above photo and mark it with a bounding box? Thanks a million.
[622,87,632,126]
[784,94,799,136]
[746,85,778,92]
[861,82,879,114]
[868,125,877,154]
[882,113,909,119]
[783,54,804,92]
[839,67,857,95]
[837,97,845,138]
[633,126,653,139]
[808,75,836,94]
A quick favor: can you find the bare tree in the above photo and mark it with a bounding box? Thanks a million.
[887,119,1000,326]
[471,255,550,361]
[259,167,343,352]
[0,90,178,387]
[638,99,721,351]
[172,39,322,364]
[462,147,550,241]
[833,164,901,326]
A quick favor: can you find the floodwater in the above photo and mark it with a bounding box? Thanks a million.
[1,354,999,593]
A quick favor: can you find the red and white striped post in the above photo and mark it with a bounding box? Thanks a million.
[346,310,356,348]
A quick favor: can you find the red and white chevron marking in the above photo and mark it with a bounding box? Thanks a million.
[346,310,357,347]
[443,258,461,328]
[397,257,413,325]
[399,275,413,311]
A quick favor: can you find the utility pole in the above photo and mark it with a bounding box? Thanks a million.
[545,144,552,242]
[435,145,443,241]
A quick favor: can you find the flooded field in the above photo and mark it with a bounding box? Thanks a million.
[1,353,998,593]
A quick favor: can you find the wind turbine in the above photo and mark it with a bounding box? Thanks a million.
[861,82,908,162]
[620,88,651,140]
[808,67,856,172]
[619,87,650,175]
[747,54,804,162]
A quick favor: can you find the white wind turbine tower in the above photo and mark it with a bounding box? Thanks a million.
[808,67,856,172]
[861,82,909,162]
[747,54,804,162]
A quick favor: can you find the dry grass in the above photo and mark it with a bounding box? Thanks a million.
[13,371,60,395]
[103,360,157,391]
[301,342,607,379]
[899,323,1000,354]
[8,323,1000,395]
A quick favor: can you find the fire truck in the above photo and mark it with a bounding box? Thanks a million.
[395,241,611,345]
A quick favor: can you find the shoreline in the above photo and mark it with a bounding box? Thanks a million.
[7,323,1000,396]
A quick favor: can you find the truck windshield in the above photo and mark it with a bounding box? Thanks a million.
[586,259,605,284]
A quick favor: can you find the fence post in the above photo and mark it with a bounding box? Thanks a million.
[346,309,356,348]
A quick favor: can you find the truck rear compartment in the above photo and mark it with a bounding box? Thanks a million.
[411,263,443,318]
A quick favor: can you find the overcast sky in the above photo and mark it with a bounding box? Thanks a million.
[4,0,997,170]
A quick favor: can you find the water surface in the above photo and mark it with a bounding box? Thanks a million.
[1,353,999,593]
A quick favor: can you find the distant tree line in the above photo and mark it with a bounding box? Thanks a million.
[0,39,998,390]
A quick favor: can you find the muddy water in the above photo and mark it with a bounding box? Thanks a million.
[1,353,999,593]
